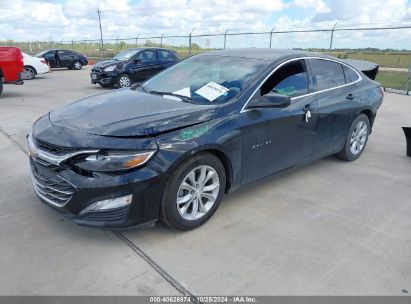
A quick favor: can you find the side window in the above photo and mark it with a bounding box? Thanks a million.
[158,50,174,61]
[260,59,309,98]
[137,50,156,62]
[309,59,345,91]
[343,65,360,83]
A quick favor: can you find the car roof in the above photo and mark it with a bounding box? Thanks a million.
[200,48,325,61]
[126,47,176,52]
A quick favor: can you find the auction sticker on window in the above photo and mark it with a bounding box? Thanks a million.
[195,82,229,101]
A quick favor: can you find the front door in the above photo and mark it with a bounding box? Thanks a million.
[130,50,159,82]
[241,59,317,184]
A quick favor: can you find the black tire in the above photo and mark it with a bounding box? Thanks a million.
[117,74,131,88]
[0,77,3,96]
[24,66,36,80]
[336,114,370,161]
[160,152,226,230]
[73,61,82,70]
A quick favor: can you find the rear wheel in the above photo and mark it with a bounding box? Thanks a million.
[336,114,370,161]
[160,152,226,230]
[73,61,82,70]
[24,66,36,80]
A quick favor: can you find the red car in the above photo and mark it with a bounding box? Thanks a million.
[0,46,24,96]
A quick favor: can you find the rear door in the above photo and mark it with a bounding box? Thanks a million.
[58,50,74,68]
[307,58,361,158]
[158,50,177,70]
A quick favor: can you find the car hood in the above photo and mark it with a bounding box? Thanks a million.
[93,59,124,69]
[49,89,216,137]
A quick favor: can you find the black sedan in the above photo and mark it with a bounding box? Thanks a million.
[35,49,88,70]
[90,48,179,88]
[28,49,383,230]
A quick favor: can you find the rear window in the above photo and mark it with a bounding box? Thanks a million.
[158,50,175,61]
[309,59,345,91]
[343,65,360,83]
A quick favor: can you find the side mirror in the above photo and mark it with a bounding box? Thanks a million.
[133,58,141,64]
[247,92,291,109]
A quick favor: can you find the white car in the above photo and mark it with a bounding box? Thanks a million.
[22,52,49,80]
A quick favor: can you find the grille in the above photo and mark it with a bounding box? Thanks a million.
[80,207,129,223]
[34,138,73,155]
[31,169,75,207]
[92,68,102,73]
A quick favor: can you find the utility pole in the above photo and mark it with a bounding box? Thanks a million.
[329,22,337,54]
[269,26,275,48]
[97,8,104,57]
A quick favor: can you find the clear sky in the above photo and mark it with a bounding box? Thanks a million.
[0,0,410,49]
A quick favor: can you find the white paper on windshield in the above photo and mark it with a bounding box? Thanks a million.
[173,87,191,98]
[195,82,229,101]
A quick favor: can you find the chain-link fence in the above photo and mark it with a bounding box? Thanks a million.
[2,22,411,89]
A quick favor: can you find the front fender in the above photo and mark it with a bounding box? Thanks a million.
[151,119,243,192]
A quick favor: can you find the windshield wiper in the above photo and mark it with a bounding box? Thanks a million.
[148,90,193,103]
[131,83,146,92]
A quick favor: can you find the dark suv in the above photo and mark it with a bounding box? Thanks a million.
[90,48,179,88]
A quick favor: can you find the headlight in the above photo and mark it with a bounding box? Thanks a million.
[104,65,116,72]
[75,150,156,172]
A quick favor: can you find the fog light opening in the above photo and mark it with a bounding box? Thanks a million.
[80,194,133,215]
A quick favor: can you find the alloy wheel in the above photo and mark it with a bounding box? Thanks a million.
[74,61,82,70]
[176,165,220,221]
[24,67,35,80]
[118,75,131,87]
[350,120,368,155]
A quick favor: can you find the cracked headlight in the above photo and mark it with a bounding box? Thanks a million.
[75,150,156,172]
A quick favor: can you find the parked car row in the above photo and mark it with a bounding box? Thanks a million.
[0,46,89,96]
[0,46,179,96]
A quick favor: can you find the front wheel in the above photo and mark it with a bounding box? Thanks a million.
[24,66,36,80]
[73,61,82,70]
[117,74,131,88]
[336,114,370,161]
[160,152,226,230]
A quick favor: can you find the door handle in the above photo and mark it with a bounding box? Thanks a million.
[346,94,355,100]
[303,103,318,112]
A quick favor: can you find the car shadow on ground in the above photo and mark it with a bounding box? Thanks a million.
[123,155,343,237]
[0,91,27,98]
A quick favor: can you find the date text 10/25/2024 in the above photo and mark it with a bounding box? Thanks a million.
[149,296,257,303]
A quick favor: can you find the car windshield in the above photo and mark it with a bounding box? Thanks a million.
[113,49,139,61]
[140,55,266,105]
